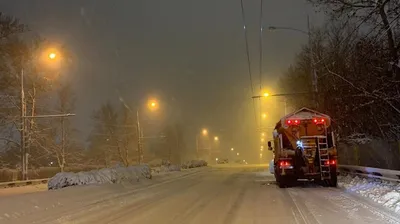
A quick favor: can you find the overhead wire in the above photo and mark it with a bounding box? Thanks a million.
[258,0,264,133]
[240,0,258,125]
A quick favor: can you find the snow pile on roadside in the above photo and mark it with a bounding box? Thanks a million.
[151,160,207,174]
[152,164,181,174]
[48,165,152,190]
[181,160,208,169]
[339,174,400,212]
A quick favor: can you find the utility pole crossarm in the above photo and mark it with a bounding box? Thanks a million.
[251,92,312,98]
[23,113,76,118]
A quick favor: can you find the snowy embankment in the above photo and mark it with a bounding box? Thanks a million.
[48,160,207,190]
[48,165,152,190]
[339,174,400,213]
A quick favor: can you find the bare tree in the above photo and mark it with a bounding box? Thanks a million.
[87,102,121,167]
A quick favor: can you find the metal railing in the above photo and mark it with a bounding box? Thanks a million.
[338,165,400,182]
[0,178,49,188]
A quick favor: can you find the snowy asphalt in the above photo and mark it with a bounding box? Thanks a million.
[1,166,400,224]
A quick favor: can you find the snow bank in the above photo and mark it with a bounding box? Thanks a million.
[151,165,181,174]
[48,165,152,190]
[339,174,400,213]
[181,160,208,169]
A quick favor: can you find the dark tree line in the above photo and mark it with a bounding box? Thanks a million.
[0,12,187,175]
[0,12,81,172]
[279,0,400,141]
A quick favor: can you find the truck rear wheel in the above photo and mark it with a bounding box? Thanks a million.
[328,171,338,187]
[321,172,337,187]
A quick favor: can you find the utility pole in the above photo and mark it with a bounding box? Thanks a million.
[307,15,319,109]
[195,135,199,159]
[19,66,75,180]
[136,110,142,164]
[20,68,27,180]
[61,117,65,172]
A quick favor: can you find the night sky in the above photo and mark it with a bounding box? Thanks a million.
[0,0,323,162]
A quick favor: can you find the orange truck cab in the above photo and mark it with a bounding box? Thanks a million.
[268,107,337,188]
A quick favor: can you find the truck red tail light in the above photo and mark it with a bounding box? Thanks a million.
[286,120,300,125]
[313,118,326,124]
[324,160,337,165]
[279,161,291,167]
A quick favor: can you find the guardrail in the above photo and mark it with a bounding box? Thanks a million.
[0,178,50,188]
[338,165,400,182]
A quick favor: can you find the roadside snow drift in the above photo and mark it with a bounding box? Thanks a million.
[339,174,400,213]
[48,165,152,190]
[181,160,208,169]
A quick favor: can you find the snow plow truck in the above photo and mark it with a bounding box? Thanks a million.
[268,107,338,188]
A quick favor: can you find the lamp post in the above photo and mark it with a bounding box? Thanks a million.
[268,15,318,109]
[20,50,76,180]
[196,129,208,159]
[136,99,158,164]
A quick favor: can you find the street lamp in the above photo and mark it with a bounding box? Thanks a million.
[147,99,159,111]
[231,148,234,151]
[214,136,219,141]
[263,92,269,97]
[261,132,265,137]
[136,98,159,164]
[237,152,240,156]
[262,113,267,119]
[19,47,70,180]
[48,52,56,59]
[196,128,210,159]
[261,138,265,142]
[268,16,318,108]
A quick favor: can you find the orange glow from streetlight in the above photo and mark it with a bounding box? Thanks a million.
[48,52,56,59]
[262,113,267,119]
[263,92,269,97]
[147,99,158,110]
[214,136,219,141]
[202,129,208,136]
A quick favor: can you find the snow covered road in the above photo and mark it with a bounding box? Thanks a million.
[1,166,400,224]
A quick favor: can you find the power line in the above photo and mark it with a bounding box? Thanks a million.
[258,0,264,93]
[240,0,258,125]
[258,0,264,130]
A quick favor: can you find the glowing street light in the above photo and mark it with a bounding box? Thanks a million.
[261,138,265,142]
[262,113,267,119]
[260,153,263,158]
[231,148,234,151]
[48,52,56,59]
[236,152,239,156]
[214,136,219,141]
[202,129,208,136]
[261,132,265,137]
[148,99,158,110]
[263,92,269,97]
[216,158,219,161]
